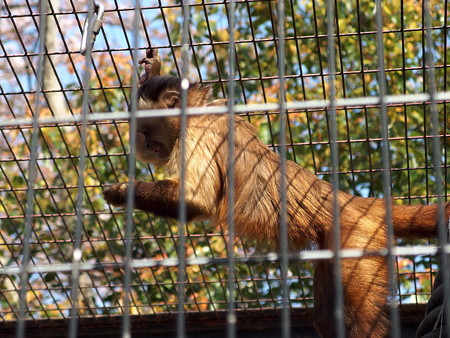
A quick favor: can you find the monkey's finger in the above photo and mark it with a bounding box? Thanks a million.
[150,48,159,58]
[138,56,159,66]
[139,49,160,64]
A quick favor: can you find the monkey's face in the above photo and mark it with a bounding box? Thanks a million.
[135,116,179,166]
[134,80,183,166]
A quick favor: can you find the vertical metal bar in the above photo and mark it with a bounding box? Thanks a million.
[276,1,290,338]
[177,1,190,337]
[325,0,345,336]
[16,1,48,337]
[226,0,236,337]
[68,0,95,337]
[423,1,450,336]
[122,1,142,338]
[0,1,4,44]
[374,1,400,337]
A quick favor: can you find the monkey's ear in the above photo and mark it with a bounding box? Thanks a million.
[188,85,212,107]
[161,90,180,108]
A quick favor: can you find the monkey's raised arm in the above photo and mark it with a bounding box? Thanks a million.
[138,48,161,84]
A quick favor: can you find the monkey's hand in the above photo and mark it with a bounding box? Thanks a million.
[138,48,161,84]
[103,183,129,208]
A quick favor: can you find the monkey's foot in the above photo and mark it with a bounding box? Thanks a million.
[103,183,128,207]
[138,48,161,84]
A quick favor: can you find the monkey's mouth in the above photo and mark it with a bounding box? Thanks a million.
[147,140,170,158]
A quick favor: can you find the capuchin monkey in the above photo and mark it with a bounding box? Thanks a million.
[104,49,449,337]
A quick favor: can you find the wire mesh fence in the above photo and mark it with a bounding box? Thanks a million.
[1,0,449,337]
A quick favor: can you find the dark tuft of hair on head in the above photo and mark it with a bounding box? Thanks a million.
[138,75,197,102]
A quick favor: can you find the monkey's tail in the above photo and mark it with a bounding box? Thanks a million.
[392,202,450,238]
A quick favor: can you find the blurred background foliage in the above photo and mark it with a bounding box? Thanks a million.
[0,0,448,320]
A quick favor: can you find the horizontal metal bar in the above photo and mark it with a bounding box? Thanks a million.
[1,91,450,128]
[2,26,450,61]
[0,245,445,275]
[1,64,448,99]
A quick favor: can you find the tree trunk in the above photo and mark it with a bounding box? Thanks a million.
[43,0,69,116]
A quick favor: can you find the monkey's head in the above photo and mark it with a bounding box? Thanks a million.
[135,75,215,166]
[137,75,215,109]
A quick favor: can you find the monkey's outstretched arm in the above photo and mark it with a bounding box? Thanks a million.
[103,180,208,221]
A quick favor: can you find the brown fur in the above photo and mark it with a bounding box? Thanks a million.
[104,51,449,337]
